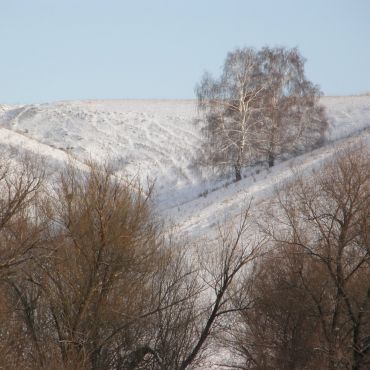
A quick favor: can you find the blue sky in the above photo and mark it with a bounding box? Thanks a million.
[1,0,369,104]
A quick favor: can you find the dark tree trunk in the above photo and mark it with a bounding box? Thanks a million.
[234,164,242,182]
[268,151,275,168]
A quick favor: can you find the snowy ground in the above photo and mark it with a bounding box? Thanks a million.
[0,95,369,237]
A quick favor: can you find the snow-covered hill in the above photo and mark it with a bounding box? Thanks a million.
[0,100,203,209]
[0,96,369,237]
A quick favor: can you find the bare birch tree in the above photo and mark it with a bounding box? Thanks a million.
[195,46,328,178]
[258,47,328,167]
[196,48,264,181]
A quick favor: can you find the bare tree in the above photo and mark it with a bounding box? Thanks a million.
[39,161,163,369]
[195,47,328,179]
[0,160,162,369]
[0,151,47,369]
[225,244,322,370]
[196,48,265,181]
[258,47,328,167]
[118,207,262,370]
[0,151,45,278]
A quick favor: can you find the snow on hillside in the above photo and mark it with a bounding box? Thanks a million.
[170,128,370,238]
[0,104,12,114]
[324,95,370,140]
[0,100,204,209]
[0,95,369,237]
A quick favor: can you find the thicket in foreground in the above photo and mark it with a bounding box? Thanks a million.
[225,145,370,370]
[2,145,367,370]
[0,155,261,370]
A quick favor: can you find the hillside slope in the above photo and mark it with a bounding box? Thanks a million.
[0,96,369,236]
